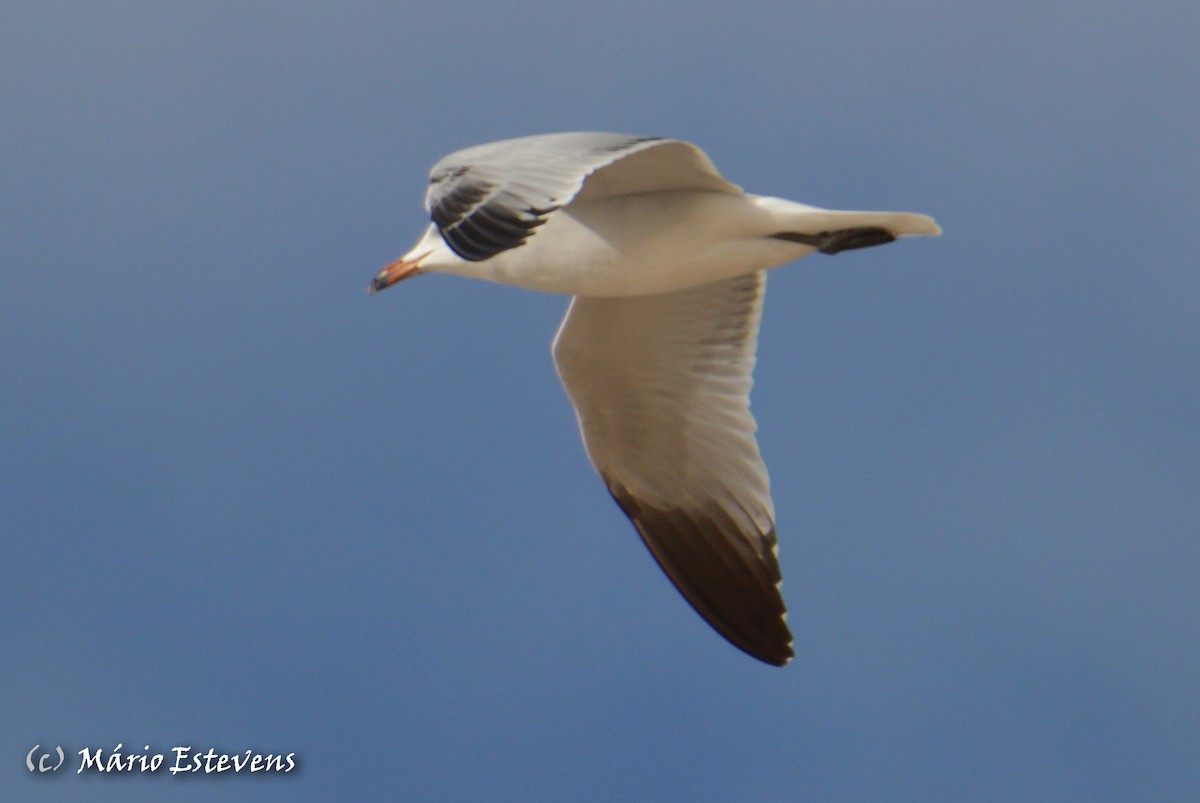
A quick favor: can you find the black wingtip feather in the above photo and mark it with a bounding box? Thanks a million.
[608,484,794,667]
[770,226,896,255]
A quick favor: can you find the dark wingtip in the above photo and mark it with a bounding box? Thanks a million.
[607,483,794,667]
[770,226,897,255]
[757,642,795,667]
[739,603,794,667]
[819,226,896,254]
[736,626,794,666]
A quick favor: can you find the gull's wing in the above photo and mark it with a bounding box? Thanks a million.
[552,272,792,666]
[425,132,741,262]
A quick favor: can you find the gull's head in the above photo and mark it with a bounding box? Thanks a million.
[370,224,455,294]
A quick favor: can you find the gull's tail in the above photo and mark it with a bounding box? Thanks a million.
[753,195,941,254]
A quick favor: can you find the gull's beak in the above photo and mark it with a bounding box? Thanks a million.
[369,251,429,295]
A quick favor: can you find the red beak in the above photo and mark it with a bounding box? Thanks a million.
[369,252,428,294]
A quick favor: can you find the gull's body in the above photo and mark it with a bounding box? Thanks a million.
[372,132,940,666]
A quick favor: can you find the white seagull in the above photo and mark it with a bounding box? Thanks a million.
[371,132,940,666]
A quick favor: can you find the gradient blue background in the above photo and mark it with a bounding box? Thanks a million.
[4,3,1197,800]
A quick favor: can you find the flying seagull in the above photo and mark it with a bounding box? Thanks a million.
[371,132,940,666]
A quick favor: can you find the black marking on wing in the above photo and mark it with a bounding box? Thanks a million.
[429,173,556,262]
[609,482,793,667]
[771,226,896,255]
[427,135,668,262]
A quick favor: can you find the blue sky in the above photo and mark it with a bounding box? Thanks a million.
[3,2,1197,800]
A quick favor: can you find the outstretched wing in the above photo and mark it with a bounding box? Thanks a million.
[425,132,741,262]
[552,272,792,666]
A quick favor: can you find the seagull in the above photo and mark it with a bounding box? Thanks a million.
[371,132,940,666]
